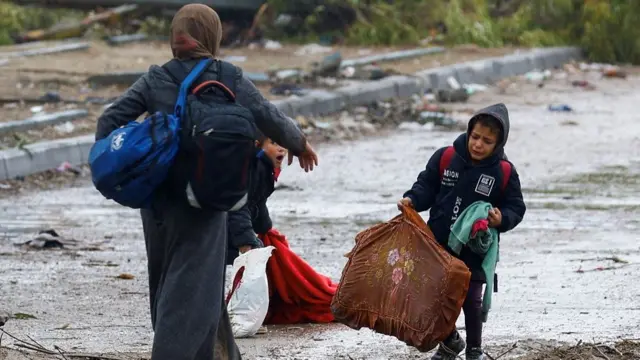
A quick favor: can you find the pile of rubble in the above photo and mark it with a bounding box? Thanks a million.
[296,95,469,142]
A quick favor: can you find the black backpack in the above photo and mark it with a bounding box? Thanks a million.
[163,59,258,211]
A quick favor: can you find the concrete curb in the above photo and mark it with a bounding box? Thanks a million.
[0,109,89,136]
[0,46,582,181]
[273,47,582,118]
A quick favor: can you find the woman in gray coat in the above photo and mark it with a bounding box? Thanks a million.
[94,4,319,359]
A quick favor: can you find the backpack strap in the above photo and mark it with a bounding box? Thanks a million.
[191,60,238,103]
[161,58,214,118]
[439,146,455,178]
[175,59,213,118]
[499,160,512,192]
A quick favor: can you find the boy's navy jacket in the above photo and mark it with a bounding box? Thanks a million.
[227,149,276,252]
[403,103,526,280]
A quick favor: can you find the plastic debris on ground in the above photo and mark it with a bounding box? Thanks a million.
[548,104,573,112]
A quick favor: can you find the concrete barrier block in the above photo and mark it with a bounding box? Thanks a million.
[465,59,496,84]
[541,48,562,68]
[500,53,533,77]
[376,76,421,99]
[285,96,315,117]
[450,63,476,85]
[3,137,84,179]
[76,135,96,163]
[529,52,548,70]
[0,155,8,181]
[305,90,346,116]
[335,80,397,106]
[284,90,344,117]
[412,70,433,91]
[416,66,455,90]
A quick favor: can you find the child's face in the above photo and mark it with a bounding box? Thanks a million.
[467,123,498,162]
[260,139,287,169]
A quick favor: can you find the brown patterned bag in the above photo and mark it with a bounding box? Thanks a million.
[331,205,471,352]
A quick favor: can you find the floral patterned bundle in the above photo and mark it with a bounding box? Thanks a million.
[331,206,471,352]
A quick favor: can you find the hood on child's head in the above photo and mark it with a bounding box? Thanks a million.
[467,103,510,153]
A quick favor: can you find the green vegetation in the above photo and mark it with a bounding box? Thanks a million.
[1,0,638,64]
[0,1,83,45]
[266,0,640,64]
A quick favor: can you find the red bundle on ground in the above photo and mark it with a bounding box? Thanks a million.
[259,228,337,324]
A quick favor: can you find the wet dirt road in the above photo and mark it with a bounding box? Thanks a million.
[1,71,640,359]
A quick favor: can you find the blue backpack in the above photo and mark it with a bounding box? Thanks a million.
[89,58,258,210]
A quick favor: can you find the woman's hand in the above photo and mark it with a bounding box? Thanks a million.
[288,141,319,172]
[488,208,502,228]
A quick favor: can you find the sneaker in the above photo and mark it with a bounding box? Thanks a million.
[465,347,485,360]
[431,331,466,360]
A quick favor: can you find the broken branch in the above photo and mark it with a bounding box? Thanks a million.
[592,345,611,360]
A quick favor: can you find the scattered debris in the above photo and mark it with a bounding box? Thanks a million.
[575,264,630,273]
[570,256,629,264]
[223,55,248,63]
[56,161,82,175]
[340,47,445,68]
[0,311,9,326]
[270,84,308,97]
[83,260,119,267]
[484,342,518,360]
[295,43,333,56]
[20,229,67,249]
[263,39,283,50]
[571,80,595,89]
[341,65,388,81]
[548,104,573,112]
[54,121,76,134]
[418,111,458,128]
[560,120,579,126]
[525,70,552,83]
[311,51,342,77]
[0,41,90,60]
[522,339,640,360]
[116,273,135,280]
[11,4,140,44]
[603,68,627,79]
[106,33,150,46]
[17,229,105,251]
[13,312,37,320]
[436,88,469,103]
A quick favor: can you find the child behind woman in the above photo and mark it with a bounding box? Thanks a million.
[227,134,286,263]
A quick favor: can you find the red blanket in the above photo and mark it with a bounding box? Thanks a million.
[259,228,337,324]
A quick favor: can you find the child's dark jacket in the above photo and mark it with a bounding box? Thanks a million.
[227,149,276,259]
[403,103,526,280]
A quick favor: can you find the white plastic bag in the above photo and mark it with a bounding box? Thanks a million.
[226,246,275,338]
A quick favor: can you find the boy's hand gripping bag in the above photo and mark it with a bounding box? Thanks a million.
[226,246,275,338]
[330,206,471,352]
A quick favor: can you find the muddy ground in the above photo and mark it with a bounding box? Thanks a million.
[1,69,640,360]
